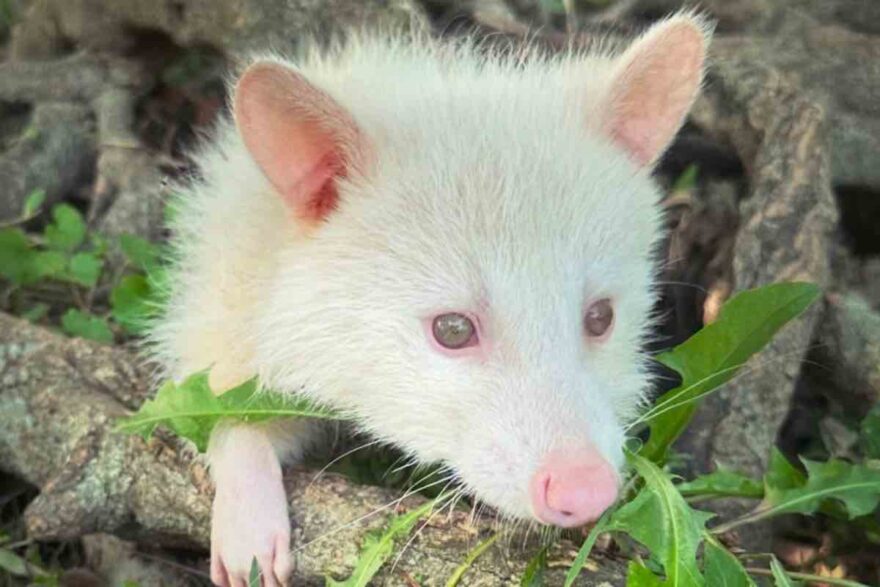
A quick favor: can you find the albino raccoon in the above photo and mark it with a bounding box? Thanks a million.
[148,12,710,586]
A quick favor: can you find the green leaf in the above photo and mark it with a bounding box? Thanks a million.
[714,454,880,534]
[671,164,699,193]
[702,536,756,587]
[539,0,566,14]
[110,274,155,334]
[30,251,66,281]
[248,558,260,587]
[325,499,437,587]
[520,545,548,587]
[640,282,820,463]
[446,533,500,587]
[626,561,664,586]
[607,453,712,586]
[89,233,110,257]
[116,372,339,453]
[65,252,103,287]
[119,234,163,273]
[0,547,28,576]
[60,309,113,344]
[860,403,880,459]
[762,458,880,519]
[22,189,46,218]
[764,448,805,491]
[769,556,795,587]
[677,469,763,500]
[564,510,611,587]
[0,228,35,284]
[44,204,86,252]
[21,303,49,322]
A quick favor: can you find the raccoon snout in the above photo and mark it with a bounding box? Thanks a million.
[529,447,619,528]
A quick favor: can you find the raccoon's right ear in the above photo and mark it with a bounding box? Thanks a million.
[599,14,711,168]
[233,62,365,224]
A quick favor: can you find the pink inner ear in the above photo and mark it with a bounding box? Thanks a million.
[603,18,708,167]
[234,62,358,223]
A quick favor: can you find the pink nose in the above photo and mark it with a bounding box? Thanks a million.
[529,448,619,528]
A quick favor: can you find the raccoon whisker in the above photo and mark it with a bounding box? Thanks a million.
[654,280,709,294]
[305,438,383,492]
[388,488,459,574]
[385,454,420,479]
[289,473,456,555]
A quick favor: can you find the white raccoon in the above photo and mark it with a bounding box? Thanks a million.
[148,12,710,586]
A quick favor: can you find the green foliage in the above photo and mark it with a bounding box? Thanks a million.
[44,204,86,252]
[702,536,756,587]
[116,371,339,452]
[111,274,154,334]
[326,499,437,587]
[21,302,49,322]
[119,234,163,273]
[446,533,500,587]
[22,189,46,218]
[671,164,700,193]
[0,228,69,285]
[757,457,880,521]
[248,559,260,587]
[538,0,566,13]
[112,235,167,334]
[765,448,806,490]
[769,556,797,587]
[563,511,611,586]
[676,469,763,500]
[0,547,28,576]
[66,252,103,287]
[626,561,664,586]
[60,308,113,344]
[0,199,166,343]
[639,282,820,463]
[519,545,548,586]
[607,453,713,586]
[860,403,880,459]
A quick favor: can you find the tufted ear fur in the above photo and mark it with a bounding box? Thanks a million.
[233,62,364,223]
[600,14,711,167]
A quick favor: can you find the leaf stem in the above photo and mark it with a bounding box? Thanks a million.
[445,533,500,587]
[710,510,764,535]
[745,567,870,587]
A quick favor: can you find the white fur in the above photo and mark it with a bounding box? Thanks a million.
[148,22,704,524]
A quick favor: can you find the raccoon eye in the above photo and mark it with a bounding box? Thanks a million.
[584,299,614,338]
[432,313,477,349]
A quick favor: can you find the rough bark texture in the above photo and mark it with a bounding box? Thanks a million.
[0,100,95,222]
[816,293,880,413]
[0,53,160,239]
[11,0,426,59]
[0,312,628,586]
[676,50,838,480]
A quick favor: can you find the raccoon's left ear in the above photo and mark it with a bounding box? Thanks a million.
[233,61,366,224]
[600,13,711,167]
